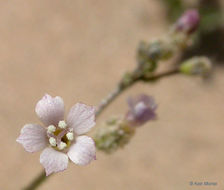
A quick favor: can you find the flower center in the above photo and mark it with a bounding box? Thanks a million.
[134,102,147,115]
[47,120,74,151]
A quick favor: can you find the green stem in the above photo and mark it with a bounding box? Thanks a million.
[96,68,179,117]
[141,68,179,81]
[22,170,48,190]
[95,82,136,117]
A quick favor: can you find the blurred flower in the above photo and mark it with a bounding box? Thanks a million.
[175,9,200,34]
[95,94,157,153]
[17,94,96,176]
[125,94,157,127]
[94,117,135,154]
[180,56,212,76]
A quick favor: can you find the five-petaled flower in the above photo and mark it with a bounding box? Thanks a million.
[17,94,96,176]
[125,94,157,127]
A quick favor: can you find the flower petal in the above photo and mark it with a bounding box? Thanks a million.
[128,94,157,110]
[40,147,68,176]
[126,94,157,127]
[67,103,95,135]
[35,94,64,126]
[68,136,96,166]
[16,124,47,153]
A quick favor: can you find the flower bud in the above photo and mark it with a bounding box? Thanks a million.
[175,9,200,34]
[94,117,135,153]
[125,94,157,127]
[148,40,174,61]
[180,56,212,76]
[138,40,173,64]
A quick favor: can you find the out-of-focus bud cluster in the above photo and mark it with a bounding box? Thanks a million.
[94,117,135,154]
[179,56,212,76]
[137,40,173,70]
[137,39,174,74]
[94,94,157,153]
[119,9,200,89]
[136,9,200,75]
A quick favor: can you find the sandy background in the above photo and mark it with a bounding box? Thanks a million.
[1,0,224,189]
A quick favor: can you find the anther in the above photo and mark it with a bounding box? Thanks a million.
[58,142,67,150]
[47,125,56,133]
[58,120,67,129]
[49,137,57,146]
[66,132,74,141]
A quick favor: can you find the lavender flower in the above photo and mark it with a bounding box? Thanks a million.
[125,94,157,127]
[176,9,200,34]
[17,94,96,176]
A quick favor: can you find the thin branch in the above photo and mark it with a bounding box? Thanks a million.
[95,68,180,117]
[23,170,48,190]
[141,68,179,81]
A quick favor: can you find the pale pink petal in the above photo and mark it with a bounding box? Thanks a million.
[16,124,47,153]
[68,136,96,166]
[35,94,64,126]
[40,147,68,176]
[67,103,95,135]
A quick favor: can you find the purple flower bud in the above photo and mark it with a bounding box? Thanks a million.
[176,9,200,34]
[125,94,157,127]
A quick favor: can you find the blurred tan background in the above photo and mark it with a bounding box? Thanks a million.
[1,0,224,189]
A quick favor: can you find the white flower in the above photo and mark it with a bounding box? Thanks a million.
[17,94,96,176]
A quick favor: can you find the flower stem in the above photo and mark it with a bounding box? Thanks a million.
[95,68,179,117]
[22,170,48,190]
[141,68,179,81]
[95,82,136,117]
